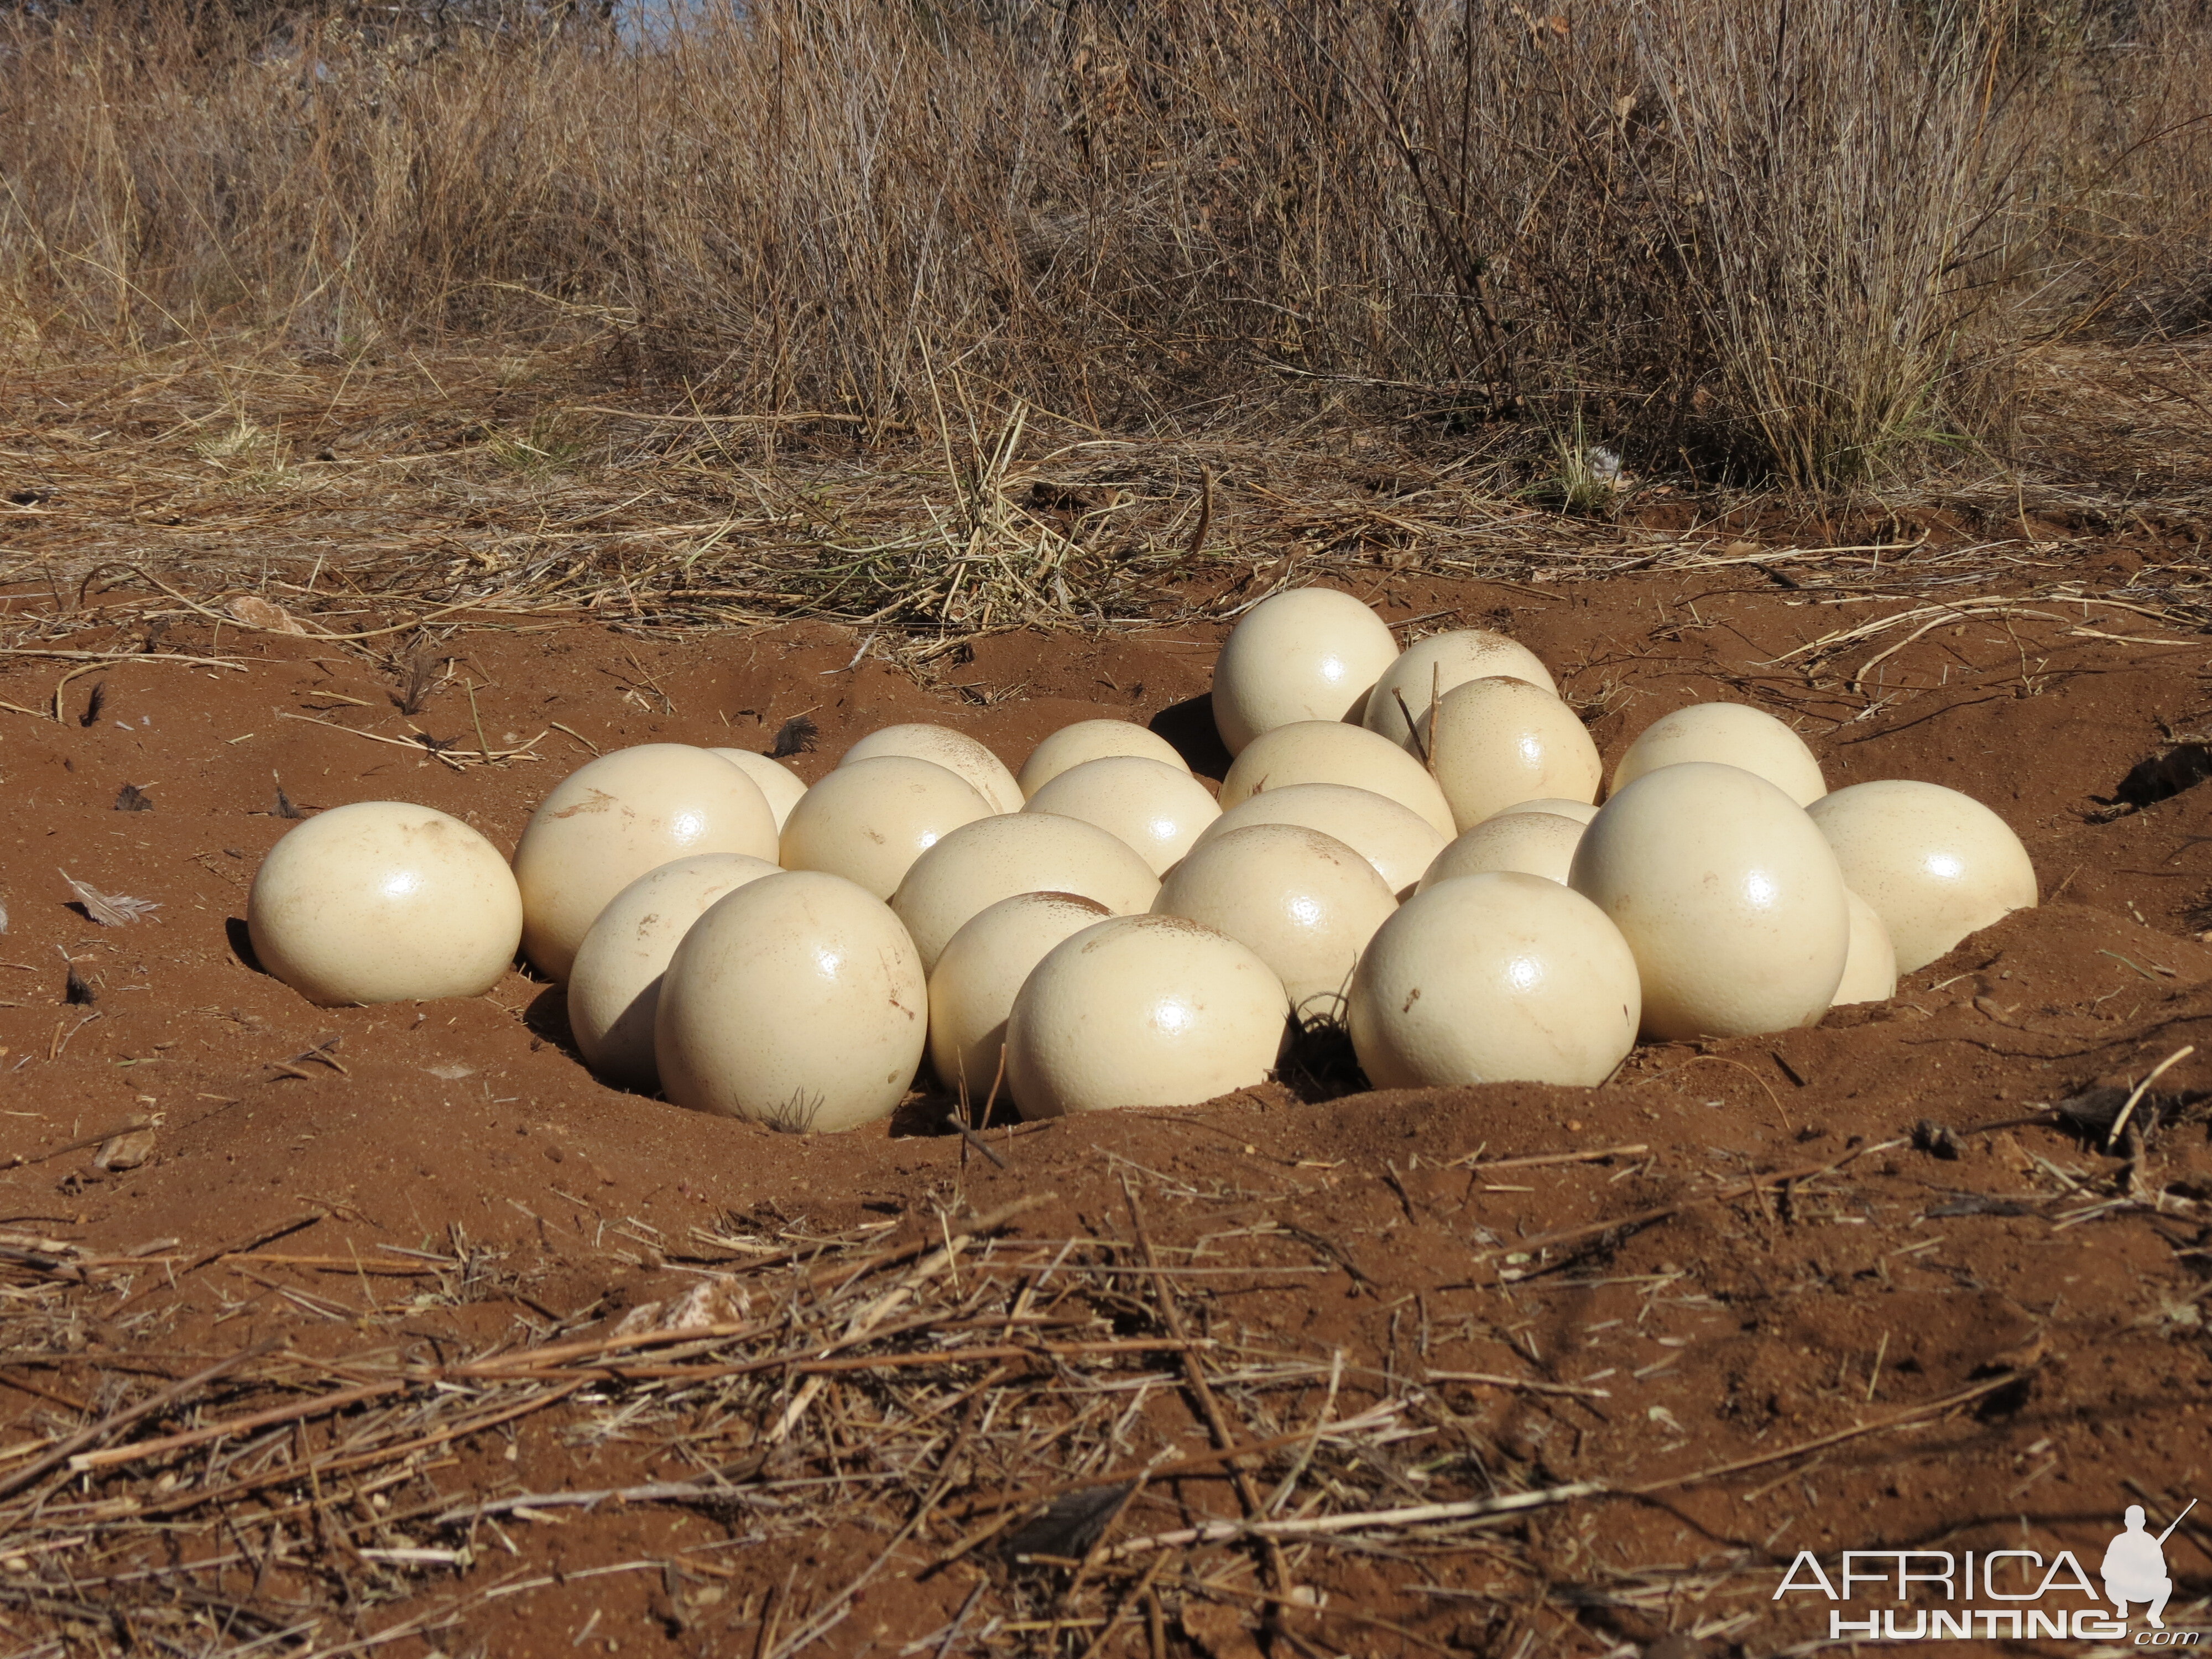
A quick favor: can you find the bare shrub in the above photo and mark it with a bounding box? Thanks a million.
[0,0,2204,486]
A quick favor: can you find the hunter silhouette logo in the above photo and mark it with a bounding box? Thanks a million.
[1776,1499,2201,1642]
[2105,1501,2194,1629]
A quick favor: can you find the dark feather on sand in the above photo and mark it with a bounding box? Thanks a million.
[769,714,818,758]
[1000,1483,1131,1563]
[61,948,96,1005]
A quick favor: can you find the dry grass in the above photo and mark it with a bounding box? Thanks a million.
[6,343,2210,714]
[0,1156,2088,1657]
[0,1192,1559,1655]
[1,0,2207,494]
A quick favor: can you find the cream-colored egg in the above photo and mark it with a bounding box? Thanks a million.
[1834,890,1899,1005]
[1211,587,1399,754]
[1018,719,1190,798]
[655,870,925,1131]
[249,802,521,1006]
[1569,761,1849,1039]
[1611,703,1826,807]
[927,892,1110,1102]
[1485,797,1601,826]
[1005,915,1290,1116]
[1193,782,1446,899]
[567,853,782,1087]
[707,749,808,831]
[891,811,1161,973]
[1022,756,1220,877]
[1806,780,2037,973]
[1418,811,1587,890]
[512,744,779,982]
[1152,824,1397,1026]
[841,724,1022,815]
[780,756,994,900]
[1416,677,1603,832]
[1348,872,1639,1088]
[1219,722,1455,839]
[1363,630,1557,752]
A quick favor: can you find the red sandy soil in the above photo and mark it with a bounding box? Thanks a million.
[3,551,2211,1658]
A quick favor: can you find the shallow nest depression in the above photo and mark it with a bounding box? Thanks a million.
[6,349,2212,1657]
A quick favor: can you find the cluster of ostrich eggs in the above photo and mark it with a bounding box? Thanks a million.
[246,586,2039,1127]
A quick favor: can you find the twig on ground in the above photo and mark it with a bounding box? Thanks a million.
[1424,1370,1614,1400]
[2107,1045,2197,1149]
[1124,1186,1295,1610]
[1500,1138,1908,1270]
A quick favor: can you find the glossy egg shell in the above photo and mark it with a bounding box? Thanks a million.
[841,724,1023,816]
[1834,889,1900,1005]
[1005,915,1290,1116]
[1017,720,1190,799]
[890,811,1161,974]
[779,756,994,900]
[1806,780,2036,973]
[1192,781,1446,899]
[1611,702,1826,807]
[1417,677,1603,832]
[249,801,522,1006]
[1418,811,1587,890]
[1022,755,1221,877]
[1348,870,1640,1087]
[1211,587,1399,754]
[655,870,926,1132]
[706,749,809,831]
[926,891,1111,1102]
[1152,823,1398,1027]
[512,744,778,982]
[1569,761,1849,1040]
[1363,629,1557,752]
[567,853,782,1087]
[1486,797,1600,826]
[1219,721,1455,839]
